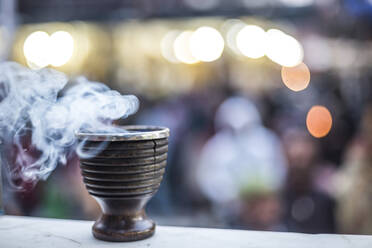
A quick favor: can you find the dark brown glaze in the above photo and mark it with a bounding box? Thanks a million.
[78,135,168,242]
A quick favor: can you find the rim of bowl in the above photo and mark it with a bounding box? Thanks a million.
[75,125,170,141]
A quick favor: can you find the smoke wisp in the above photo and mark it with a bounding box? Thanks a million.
[0,62,139,188]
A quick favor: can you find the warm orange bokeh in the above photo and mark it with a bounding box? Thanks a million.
[281,62,310,92]
[306,105,332,138]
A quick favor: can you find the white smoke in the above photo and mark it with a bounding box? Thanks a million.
[0,62,139,188]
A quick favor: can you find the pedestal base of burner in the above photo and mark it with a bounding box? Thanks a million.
[92,213,155,242]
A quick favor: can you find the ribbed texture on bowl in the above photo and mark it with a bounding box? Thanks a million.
[79,138,168,198]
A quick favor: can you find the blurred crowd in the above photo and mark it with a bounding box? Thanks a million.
[4,73,372,235]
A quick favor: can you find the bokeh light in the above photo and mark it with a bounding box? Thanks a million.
[306,105,332,138]
[281,62,310,91]
[23,30,74,68]
[173,31,199,64]
[236,25,266,59]
[49,31,74,67]
[184,0,220,10]
[225,19,246,55]
[189,26,224,62]
[161,30,181,63]
[303,35,331,71]
[279,0,314,7]
[23,31,51,68]
[266,29,304,67]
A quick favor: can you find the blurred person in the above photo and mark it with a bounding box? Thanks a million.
[2,150,100,220]
[335,105,372,234]
[281,128,335,233]
[195,96,287,230]
[136,97,190,216]
[136,88,225,219]
[1,131,45,216]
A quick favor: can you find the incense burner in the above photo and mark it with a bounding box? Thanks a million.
[76,126,169,242]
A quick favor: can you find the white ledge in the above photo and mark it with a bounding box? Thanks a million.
[0,215,372,248]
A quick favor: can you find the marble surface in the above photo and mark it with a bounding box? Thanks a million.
[1,215,372,248]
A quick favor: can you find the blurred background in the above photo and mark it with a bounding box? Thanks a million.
[3,0,372,235]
